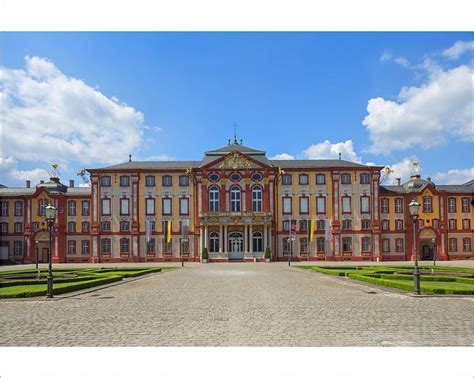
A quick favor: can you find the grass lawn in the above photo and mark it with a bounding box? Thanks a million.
[0,266,173,298]
[298,265,474,295]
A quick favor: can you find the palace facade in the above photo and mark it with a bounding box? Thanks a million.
[1,139,473,263]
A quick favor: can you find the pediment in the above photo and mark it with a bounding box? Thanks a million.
[202,151,271,170]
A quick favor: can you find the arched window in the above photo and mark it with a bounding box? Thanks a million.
[209,232,220,252]
[209,186,220,212]
[252,231,263,252]
[230,186,241,212]
[252,186,262,212]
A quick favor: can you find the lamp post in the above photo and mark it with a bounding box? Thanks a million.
[408,199,421,295]
[431,237,437,266]
[45,203,57,298]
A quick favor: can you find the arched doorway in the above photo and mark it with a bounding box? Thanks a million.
[419,228,437,261]
[34,231,49,263]
[228,232,244,259]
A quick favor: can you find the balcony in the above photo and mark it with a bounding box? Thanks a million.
[199,211,273,225]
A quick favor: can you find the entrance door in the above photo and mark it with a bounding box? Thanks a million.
[422,245,433,260]
[228,233,244,259]
[40,248,49,263]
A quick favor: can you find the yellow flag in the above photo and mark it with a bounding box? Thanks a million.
[307,219,314,242]
[165,220,172,243]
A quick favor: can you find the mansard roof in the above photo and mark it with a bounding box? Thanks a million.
[94,160,201,171]
[269,159,370,169]
[204,142,266,156]
[380,176,474,194]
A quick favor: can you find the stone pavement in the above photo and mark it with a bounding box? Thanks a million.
[1,262,473,346]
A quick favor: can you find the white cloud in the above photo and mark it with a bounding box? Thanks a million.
[380,52,392,62]
[301,140,362,163]
[362,64,474,154]
[383,158,419,185]
[270,153,295,160]
[142,154,175,161]
[442,40,474,60]
[433,167,474,185]
[78,182,91,188]
[10,167,50,183]
[394,57,410,67]
[0,56,146,167]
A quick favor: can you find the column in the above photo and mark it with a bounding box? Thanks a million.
[199,226,203,255]
[219,225,223,252]
[223,225,227,253]
[204,225,208,249]
[249,224,253,253]
[263,224,267,250]
[243,225,247,252]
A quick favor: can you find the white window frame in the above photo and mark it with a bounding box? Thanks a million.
[283,197,292,214]
[252,186,263,212]
[162,198,172,215]
[230,187,241,212]
[209,186,220,212]
[146,198,155,215]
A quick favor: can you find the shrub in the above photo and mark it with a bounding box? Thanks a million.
[202,247,209,260]
[264,247,271,260]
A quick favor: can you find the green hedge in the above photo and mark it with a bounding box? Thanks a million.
[0,275,98,288]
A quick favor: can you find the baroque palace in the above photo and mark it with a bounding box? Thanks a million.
[1,138,473,263]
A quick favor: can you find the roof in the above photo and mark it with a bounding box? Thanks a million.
[380,185,408,194]
[437,185,474,194]
[204,142,266,156]
[269,159,371,169]
[65,187,91,196]
[92,160,201,171]
[0,187,36,196]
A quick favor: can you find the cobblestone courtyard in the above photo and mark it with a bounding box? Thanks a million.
[1,262,474,346]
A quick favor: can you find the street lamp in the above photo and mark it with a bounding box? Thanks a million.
[45,203,57,298]
[408,199,421,295]
[431,237,437,266]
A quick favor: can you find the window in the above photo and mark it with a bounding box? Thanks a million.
[82,200,90,216]
[101,176,111,186]
[230,173,241,182]
[101,238,111,253]
[317,237,325,252]
[120,198,130,215]
[283,220,290,231]
[162,198,172,215]
[81,240,90,254]
[299,237,308,253]
[209,173,219,182]
[381,198,389,213]
[82,222,90,233]
[299,220,308,231]
[209,186,220,212]
[299,196,309,214]
[162,175,172,186]
[316,220,325,230]
[395,220,404,231]
[341,174,351,184]
[395,238,404,252]
[395,198,403,213]
[32,222,39,231]
[253,232,263,252]
[360,196,370,214]
[433,219,439,229]
[251,172,262,182]
[68,240,76,254]
[120,238,130,253]
[316,197,326,214]
[145,175,156,186]
[14,222,22,233]
[68,222,76,233]
[282,197,292,214]
[1,223,8,233]
[418,219,424,229]
[14,201,23,216]
[180,198,189,215]
[230,186,241,212]
[449,219,457,230]
[299,174,309,185]
[463,238,472,252]
[361,219,371,230]
[67,201,76,216]
[39,199,48,216]
[180,238,189,253]
[209,232,219,253]
[361,237,371,252]
[101,221,111,232]
[146,238,156,253]
[342,220,352,230]
[381,220,390,231]
[14,241,23,255]
[382,239,390,252]
[120,221,130,232]
[282,174,292,185]
[423,197,432,213]
[283,237,291,254]
[316,174,326,185]
[449,238,457,252]
[252,186,263,212]
[360,173,370,184]
[101,198,111,215]
[462,219,470,230]
[0,201,8,216]
[448,198,456,213]
[461,198,470,213]
[146,198,155,215]
[342,237,352,252]
[179,175,189,186]
[120,176,130,186]
[342,196,351,213]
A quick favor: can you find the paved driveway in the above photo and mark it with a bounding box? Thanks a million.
[1,263,473,346]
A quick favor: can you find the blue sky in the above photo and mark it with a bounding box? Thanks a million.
[1,32,473,186]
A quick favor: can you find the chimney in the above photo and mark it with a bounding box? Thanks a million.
[40,180,44,184]
[69,180,75,188]
[427,177,431,182]
[396,178,401,186]
[240,139,243,145]
[128,154,132,162]
[26,180,31,188]
[338,152,342,160]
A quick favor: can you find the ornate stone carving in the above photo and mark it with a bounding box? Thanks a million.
[219,151,251,170]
